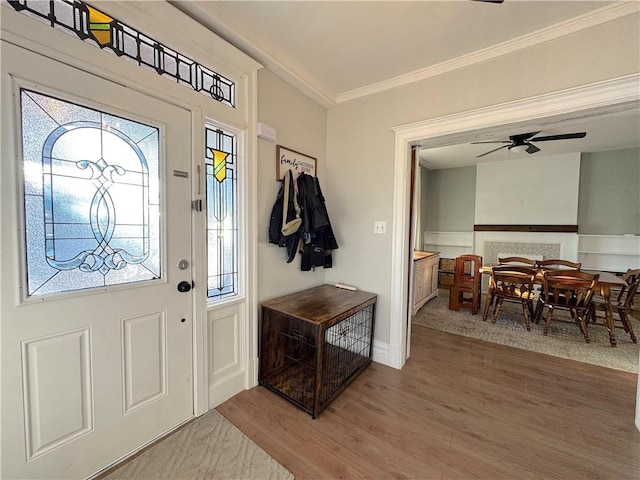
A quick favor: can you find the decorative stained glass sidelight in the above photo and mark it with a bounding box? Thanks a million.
[21,89,161,297]
[205,126,238,300]
[5,0,235,107]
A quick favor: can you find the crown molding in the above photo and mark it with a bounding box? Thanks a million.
[169,1,337,108]
[392,73,640,140]
[337,2,639,104]
[170,1,638,109]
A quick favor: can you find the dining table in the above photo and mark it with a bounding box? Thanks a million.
[480,265,627,347]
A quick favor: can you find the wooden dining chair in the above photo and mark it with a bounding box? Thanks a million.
[483,265,537,330]
[541,269,599,343]
[449,254,482,315]
[533,259,582,322]
[536,259,582,270]
[587,268,639,344]
[483,257,537,316]
[625,268,640,283]
[498,256,536,266]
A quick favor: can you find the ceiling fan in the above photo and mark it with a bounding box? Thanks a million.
[471,131,587,158]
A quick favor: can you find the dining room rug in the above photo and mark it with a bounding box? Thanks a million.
[413,290,639,373]
[103,409,294,480]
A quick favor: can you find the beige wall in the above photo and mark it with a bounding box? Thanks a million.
[257,69,329,302]
[422,148,640,236]
[476,153,581,224]
[423,166,476,232]
[324,14,639,345]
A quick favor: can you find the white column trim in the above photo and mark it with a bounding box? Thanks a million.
[389,74,640,369]
[246,68,260,389]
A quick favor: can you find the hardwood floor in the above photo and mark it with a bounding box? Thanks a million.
[217,325,639,480]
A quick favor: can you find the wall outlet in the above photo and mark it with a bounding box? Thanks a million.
[373,221,386,234]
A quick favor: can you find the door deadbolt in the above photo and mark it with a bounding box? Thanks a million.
[178,259,189,270]
[177,281,192,293]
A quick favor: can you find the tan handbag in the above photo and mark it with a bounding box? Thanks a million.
[281,170,302,236]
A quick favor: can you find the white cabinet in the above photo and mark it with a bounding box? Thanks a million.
[577,235,640,272]
[412,252,439,315]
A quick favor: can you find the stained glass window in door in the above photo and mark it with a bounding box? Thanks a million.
[205,126,238,300]
[21,89,161,297]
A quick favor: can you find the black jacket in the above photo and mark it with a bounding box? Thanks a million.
[268,172,338,269]
[296,173,338,271]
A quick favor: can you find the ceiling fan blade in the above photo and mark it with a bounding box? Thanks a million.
[525,144,541,154]
[476,145,508,158]
[510,131,541,142]
[470,140,511,144]
[530,132,587,142]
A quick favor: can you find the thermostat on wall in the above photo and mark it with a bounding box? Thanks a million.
[257,122,276,143]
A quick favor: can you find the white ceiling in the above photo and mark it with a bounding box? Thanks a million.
[172,0,640,168]
[419,105,640,169]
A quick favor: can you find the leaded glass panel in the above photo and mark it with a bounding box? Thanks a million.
[4,0,235,107]
[21,89,161,297]
[205,126,238,300]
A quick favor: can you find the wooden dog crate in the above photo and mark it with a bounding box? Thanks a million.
[259,284,376,418]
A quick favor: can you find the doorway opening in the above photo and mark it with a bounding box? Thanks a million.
[390,74,640,369]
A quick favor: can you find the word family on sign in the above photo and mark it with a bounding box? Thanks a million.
[276,145,316,180]
[280,154,314,175]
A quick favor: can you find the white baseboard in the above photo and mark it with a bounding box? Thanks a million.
[208,371,246,409]
[367,339,405,368]
[386,342,405,370]
[247,356,259,388]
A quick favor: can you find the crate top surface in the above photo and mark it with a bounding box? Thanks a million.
[261,284,377,324]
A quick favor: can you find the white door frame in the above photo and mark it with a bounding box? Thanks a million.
[388,73,640,370]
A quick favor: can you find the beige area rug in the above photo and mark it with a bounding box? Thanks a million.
[104,410,294,480]
[413,290,639,374]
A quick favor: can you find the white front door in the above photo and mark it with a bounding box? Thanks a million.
[1,42,194,479]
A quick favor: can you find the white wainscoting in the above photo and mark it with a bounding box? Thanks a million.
[207,302,246,408]
[424,231,474,259]
[578,234,640,272]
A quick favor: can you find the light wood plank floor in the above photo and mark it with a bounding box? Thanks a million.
[217,325,639,480]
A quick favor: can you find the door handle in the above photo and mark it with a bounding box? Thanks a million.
[177,281,192,293]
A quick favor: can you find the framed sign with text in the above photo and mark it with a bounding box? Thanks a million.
[276,145,317,180]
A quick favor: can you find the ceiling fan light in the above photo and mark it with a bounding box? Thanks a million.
[509,144,529,153]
